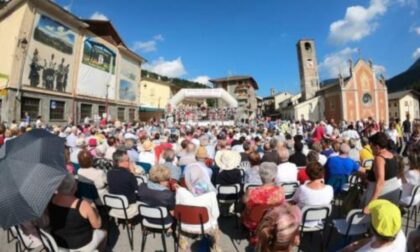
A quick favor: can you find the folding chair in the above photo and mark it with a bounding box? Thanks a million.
[138,204,173,252]
[400,185,420,235]
[326,209,370,246]
[38,228,59,252]
[239,161,251,170]
[342,174,362,192]
[174,205,210,252]
[6,226,17,244]
[11,225,41,252]
[244,183,261,193]
[280,182,299,200]
[216,184,241,227]
[299,205,332,252]
[103,194,137,250]
[362,159,373,169]
[136,162,152,174]
[135,175,148,186]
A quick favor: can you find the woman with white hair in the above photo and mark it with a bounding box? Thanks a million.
[48,174,107,251]
[276,147,298,184]
[243,162,285,231]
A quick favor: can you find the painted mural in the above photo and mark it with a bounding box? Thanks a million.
[82,38,116,74]
[119,79,136,101]
[118,56,139,102]
[24,14,76,93]
[77,37,117,99]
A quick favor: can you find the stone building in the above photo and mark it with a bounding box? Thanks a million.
[0,0,145,124]
[210,76,259,121]
[388,89,420,121]
[281,39,388,124]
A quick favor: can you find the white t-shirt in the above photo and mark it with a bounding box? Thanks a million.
[318,154,327,166]
[357,230,406,252]
[386,129,399,144]
[292,183,334,227]
[292,183,334,209]
[276,162,298,183]
[138,151,155,165]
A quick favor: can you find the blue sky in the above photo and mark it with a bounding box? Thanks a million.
[56,0,420,96]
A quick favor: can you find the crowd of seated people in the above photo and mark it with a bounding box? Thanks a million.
[2,114,420,251]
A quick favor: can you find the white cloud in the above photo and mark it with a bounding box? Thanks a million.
[409,25,420,35]
[397,0,418,9]
[319,47,358,78]
[413,48,420,60]
[192,76,212,86]
[132,34,164,53]
[133,41,157,53]
[328,0,389,44]
[153,34,164,41]
[373,64,386,75]
[62,0,73,11]
[143,57,187,78]
[90,11,109,21]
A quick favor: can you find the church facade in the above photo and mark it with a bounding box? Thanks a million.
[280,39,389,124]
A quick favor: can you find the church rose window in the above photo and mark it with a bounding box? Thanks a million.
[362,93,373,105]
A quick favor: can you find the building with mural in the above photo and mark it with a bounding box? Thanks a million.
[0,0,144,124]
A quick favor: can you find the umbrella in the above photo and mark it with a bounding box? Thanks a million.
[0,129,67,228]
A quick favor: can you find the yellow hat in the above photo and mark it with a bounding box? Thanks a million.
[367,199,401,238]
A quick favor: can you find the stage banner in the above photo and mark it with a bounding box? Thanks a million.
[77,37,116,99]
[118,56,139,102]
[23,14,76,93]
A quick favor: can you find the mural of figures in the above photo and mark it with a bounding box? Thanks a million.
[23,14,76,93]
[77,37,117,99]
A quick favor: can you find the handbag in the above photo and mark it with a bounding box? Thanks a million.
[342,185,362,215]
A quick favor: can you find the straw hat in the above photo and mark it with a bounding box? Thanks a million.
[215,150,241,171]
[142,140,153,151]
[196,146,209,160]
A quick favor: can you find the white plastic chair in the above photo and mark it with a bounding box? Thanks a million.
[138,204,173,252]
[103,193,136,250]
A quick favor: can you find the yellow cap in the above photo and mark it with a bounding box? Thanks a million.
[367,199,401,237]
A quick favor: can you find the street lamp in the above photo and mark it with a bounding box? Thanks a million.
[105,82,110,120]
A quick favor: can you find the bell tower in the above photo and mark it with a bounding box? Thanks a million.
[297,39,320,101]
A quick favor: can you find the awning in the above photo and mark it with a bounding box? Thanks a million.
[139,106,165,112]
